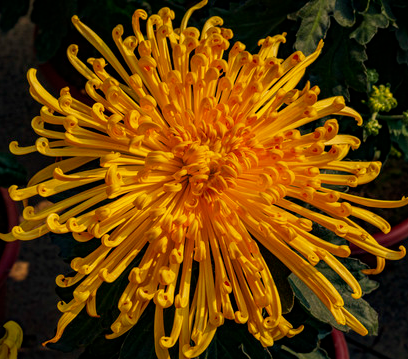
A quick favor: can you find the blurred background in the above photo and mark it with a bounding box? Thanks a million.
[1,0,408,358]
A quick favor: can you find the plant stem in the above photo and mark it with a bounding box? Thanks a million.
[376,114,404,120]
[360,113,404,121]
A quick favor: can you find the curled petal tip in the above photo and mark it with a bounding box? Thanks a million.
[26,67,37,78]
[351,290,362,299]
[398,245,406,258]
[71,15,80,24]
[0,232,17,242]
[196,0,208,7]
[133,9,147,18]
[3,3,405,354]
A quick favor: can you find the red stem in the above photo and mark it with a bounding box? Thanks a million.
[331,329,350,359]
[350,217,408,255]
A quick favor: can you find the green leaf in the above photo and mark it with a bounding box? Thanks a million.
[292,0,335,55]
[210,0,307,52]
[0,0,30,32]
[79,334,126,359]
[397,50,408,65]
[119,305,177,359]
[122,288,281,359]
[48,231,144,354]
[278,300,332,354]
[77,0,147,41]
[309,23,368,99]
[355,271,379,295]
[269,346,299,359]
[118,304,156,359]
[394,6,408,65]
[204,320,273,359]
[289,258,379,335]
[395,18,408,65]
[388,121,408,160]
[379,0,395,21]
[396,23,408,52]
[333,0,356,27]
[48,254,142,353]
[196,335,219,359]
[282,346,330,359]
[335,258,379,295]
[352,0,370,13]
[197,300,331,359]
[366,120,392,161]
[259,242,295,314]
[0,153,27,187]
[349,4,389,45]
[47,310,103,353]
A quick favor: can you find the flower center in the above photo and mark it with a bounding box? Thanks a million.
[181,143,230,196]
[139,121,263,201]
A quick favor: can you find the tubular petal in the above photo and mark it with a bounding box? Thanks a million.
[1,4,406,358]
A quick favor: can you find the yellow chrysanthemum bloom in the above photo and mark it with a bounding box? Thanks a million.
[1,1,407,357]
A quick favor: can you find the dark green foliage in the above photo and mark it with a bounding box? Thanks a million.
[309,22,368,100]
[0,0,30,32]
[3,0,408,125]
[333,0,356,27]
[49,232,102,263]
[0,153,27,187]
[277,301,332,354]
[388,119,408,160]
[289,258,379,335]
[259,242,295,314]
[4,0,408,357]
[31,0,78,62]
[209,0,306,52]
[47,253,143,353]
[48,225,379,358]
[291,0,335,56]
[349,2,389,45]
[394,3,408,65]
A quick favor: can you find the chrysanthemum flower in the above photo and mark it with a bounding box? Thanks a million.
[1,1,407,357]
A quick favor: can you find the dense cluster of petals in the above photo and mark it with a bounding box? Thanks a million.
[1,1,406,358]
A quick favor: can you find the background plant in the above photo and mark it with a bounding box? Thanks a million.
[1,0,408,358]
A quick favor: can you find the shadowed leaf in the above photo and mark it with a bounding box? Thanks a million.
[334,0,356,27]
[289,258,379,335]
[309,22,367,99]
[291,0,335,55]
[350,4,389,45]
[0,153,27,187]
